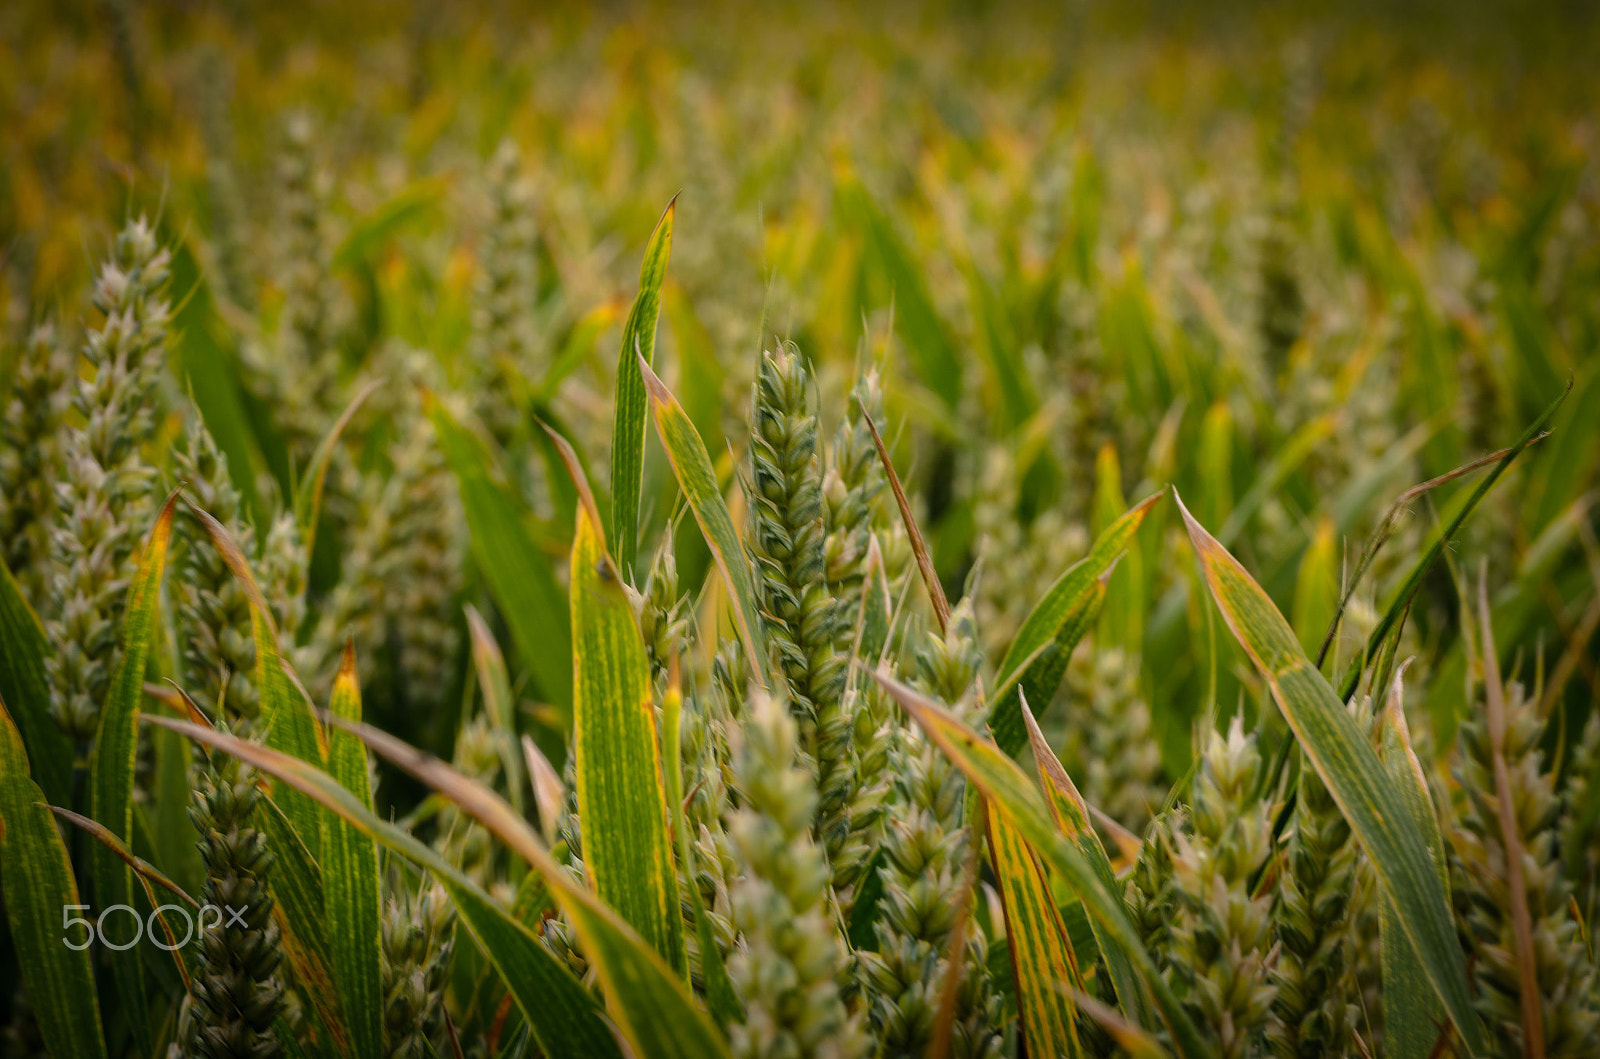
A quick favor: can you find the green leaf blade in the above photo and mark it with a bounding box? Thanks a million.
[639,356,769,686]
[610,197,677,583]
[1175,492,1486,1057]
[145,716,624,1059]
[988,491,1162,757]
[87,491,178,1055]
[0,559,71,806]
[0,700,107,1059]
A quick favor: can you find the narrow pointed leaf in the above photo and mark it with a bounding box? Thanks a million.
[611,196,677,582]
[295,378,380,543]
[638,355,768,685]
[430,396,573,715]
[560,431,685,974]
[88,490,177,1054]
[0,559,71,805]
[143,716,623,1059]
[1338,383,1568,700]
[1375,669,1452,1059]
[1176,492,1486,1056]
[1021,692,1150,1030]
[983,799,1087,1058]
[333,715,732,1059]
[988,491,1162,756]
[321,644,384,1059]
[0,699,107,1059]
[256,795,349,1055]
[466,605,526,816]
[872,670,1209,1059]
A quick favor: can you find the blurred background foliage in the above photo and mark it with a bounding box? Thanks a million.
[3,0,1597,778]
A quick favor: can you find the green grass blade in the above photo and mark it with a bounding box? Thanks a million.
[332,715,733,1059]
[988,491,1163,756]
[872,670,1210,1059]
[321,644,384,1059]
[0,699,107,1059]
[429,395,574,716]
[562,433,686,974]
[983,800,1087,1058]
[638,355,769,686]
[1175,492,1487,1056]
[1375,669,1451,1059]
[294,378,380,546]
[1337,382,1569,700]
[87,490,177,1056]
[1020,692,1152,1032]
[465,604,526,817]
[144,715,624,1059]
[0,559,71,806]
[190,503,328,847]
[610,196,677,583]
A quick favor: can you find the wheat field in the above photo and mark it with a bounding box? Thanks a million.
[1,3,1598,1058]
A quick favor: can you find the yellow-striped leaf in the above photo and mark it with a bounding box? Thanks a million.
[558,427,686,974]
[0,698,107,1059]
[144,716,624,1059]
[88,490,178,1054]
[983,799,1087,1058]
[610,196,677,582]
[872,670,1210,1059]
[988,491,1161,757]
[1020,691,1151,1032]
[321,643,383,1059]
[639,355,769,685]
[1175,492,1487,1056]
[333,716,733,1059]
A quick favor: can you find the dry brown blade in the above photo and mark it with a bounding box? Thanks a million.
[929,793,985,1059]
[861,406,949,636]
[442,1005,467,1059]
[1479,570,1544,1059]
[47,806,199,909]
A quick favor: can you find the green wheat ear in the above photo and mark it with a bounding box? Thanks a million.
[1164,717,1280,1059]
[1450,673,1600,1057]
[174,416,260,725]
[44,217,172,742]
[0,323,70,600]
[378,874,455,1059]
[181,731,286,1058]
[724,689,869,1059]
